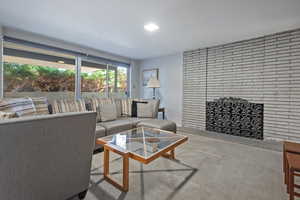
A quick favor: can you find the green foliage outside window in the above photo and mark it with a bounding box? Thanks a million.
[4,62,127,94]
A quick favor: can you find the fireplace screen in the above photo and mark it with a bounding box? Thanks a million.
[206,97,263,139]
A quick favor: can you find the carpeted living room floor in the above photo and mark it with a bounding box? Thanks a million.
[72,130,287,200]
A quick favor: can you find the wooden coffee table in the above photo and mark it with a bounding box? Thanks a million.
[96,127,188,192]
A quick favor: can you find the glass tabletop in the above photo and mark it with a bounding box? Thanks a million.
[98,127,187,159]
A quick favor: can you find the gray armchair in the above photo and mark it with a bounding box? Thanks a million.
[0,112,96,200]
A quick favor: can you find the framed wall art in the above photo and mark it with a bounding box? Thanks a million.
[142,68,159,86]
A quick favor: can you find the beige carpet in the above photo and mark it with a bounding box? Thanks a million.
[75,132,287,200]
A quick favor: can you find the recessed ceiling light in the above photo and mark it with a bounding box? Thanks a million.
[57,60,65,64]
[144,23,159,32]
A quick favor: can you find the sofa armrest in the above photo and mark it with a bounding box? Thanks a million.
[0,112,96,200]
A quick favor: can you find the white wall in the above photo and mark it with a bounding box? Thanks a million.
[0,26,3,98]
[138,53,183,126]
[130,60,140,98]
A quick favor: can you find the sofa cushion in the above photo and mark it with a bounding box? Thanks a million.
[97,103,117,122]
[99,119,134,135]
[95,124,106,138]
[0,98,36,117]
[114,99,122,117]
[126,117,152,127]
[31,97,49,115]
[51,99,86,114]
[94,124,106,150]
[0,111,17,120]
[137,119,177,133]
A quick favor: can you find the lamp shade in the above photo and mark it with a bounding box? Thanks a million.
[147,77,160,88]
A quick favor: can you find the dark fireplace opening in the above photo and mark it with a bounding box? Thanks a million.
[206,97,264,140]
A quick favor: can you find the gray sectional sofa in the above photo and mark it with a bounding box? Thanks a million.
[0,97,177,199]
[47,97,177,150]
[0,97,177,151]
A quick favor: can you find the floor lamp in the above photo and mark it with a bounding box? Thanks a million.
[147,77,160,99]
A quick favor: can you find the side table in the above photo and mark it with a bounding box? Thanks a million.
[158,107,165,119]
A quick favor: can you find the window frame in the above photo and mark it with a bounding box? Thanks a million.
[0,39,130,99]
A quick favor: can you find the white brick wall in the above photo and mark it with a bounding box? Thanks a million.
[183,28,300,141]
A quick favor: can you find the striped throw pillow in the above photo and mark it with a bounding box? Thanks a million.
[51,99,87,114]
[121,98,133,116]
[0,98,36,117]
[31,97,49,115]
[113,98,122,117]
[51,100,60,114]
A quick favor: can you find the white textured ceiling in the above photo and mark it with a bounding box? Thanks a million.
[0,0,300,59]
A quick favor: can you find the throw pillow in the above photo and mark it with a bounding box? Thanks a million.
[0,111,17,120]
[31,97,49,115]
[97,103,117,122]
[0,98,36,117]
[131,100,148,117]
[137,102,153,118]
[89,98,114,121]
[90,97,113,112]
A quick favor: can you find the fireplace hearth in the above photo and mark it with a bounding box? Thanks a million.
[206,97,263,140]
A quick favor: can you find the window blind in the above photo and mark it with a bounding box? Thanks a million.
[3,36,130,67]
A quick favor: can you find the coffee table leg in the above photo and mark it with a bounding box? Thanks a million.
[162,149,175,159]
[170,149,175,159]
[102,145,129,192]
[104,147,110,176]
[123,155,129,191]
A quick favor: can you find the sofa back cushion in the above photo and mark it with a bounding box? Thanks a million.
[121,98,133,116]
[89,97,113,112]
[51,99,87,114]
[97,103,117,122]
[0,98,36,117]
[114,99,122,117]
[31,97,49,115]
